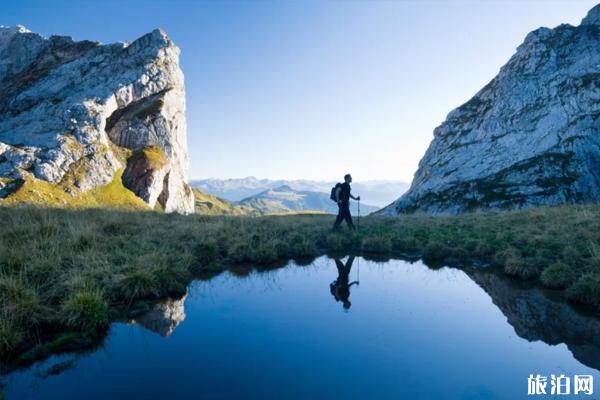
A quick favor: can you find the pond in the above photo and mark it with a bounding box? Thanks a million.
[3,256,600,399]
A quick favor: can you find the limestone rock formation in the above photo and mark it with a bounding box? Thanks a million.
[467,269,600,370]
[0,25,194,213]
[384,4,600,215]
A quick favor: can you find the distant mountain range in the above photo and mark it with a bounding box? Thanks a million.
[190,177,409,208]
[237,185,379,216]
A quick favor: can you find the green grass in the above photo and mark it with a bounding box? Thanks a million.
[2,203,600,366]
[13,332,82,367]
[1,169,148,209]
[192,188,252,216]
[62,289,109,334]
[566,273,600,309]
[541,262,577,289]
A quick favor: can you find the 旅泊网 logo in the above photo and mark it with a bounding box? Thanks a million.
[528,374,593,396]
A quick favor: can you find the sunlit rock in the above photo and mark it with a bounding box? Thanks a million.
[0,25,194,212]
[383,4,600,214]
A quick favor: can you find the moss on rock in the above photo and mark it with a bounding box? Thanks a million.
[1,169,148,210]
[129,146,168,170]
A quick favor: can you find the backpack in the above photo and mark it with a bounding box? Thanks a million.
[330,183,342,202]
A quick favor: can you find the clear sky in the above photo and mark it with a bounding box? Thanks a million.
[3,0,597,182]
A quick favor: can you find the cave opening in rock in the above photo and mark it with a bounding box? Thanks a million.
[104,88,171,149]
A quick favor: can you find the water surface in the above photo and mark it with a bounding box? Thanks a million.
[4,257,600,399]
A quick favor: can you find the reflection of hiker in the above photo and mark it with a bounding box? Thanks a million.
[330,256,359,309]
[331,174,360,230]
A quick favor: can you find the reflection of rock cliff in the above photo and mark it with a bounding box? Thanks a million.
[135,294,187,337]
[467,269,600,370]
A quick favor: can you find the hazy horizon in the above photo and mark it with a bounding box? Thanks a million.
[190,176,409,183]
[3,0,597,182]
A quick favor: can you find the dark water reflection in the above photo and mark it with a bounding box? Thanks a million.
[3,256,600,399]
[466,269,600,371]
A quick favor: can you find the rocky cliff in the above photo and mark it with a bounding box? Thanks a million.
[384,4,600,215]
[0,26,194,213]
[467,269,600,370]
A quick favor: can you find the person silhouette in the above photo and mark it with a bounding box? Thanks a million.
[330,256,359,310]
[333,174,360,230]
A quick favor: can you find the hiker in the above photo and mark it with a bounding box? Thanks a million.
[330,256,359,310]
[332,174,360,230]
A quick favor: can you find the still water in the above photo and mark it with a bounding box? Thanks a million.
[3,256,600,399]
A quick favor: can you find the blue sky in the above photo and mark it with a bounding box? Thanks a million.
[3,0,597,181]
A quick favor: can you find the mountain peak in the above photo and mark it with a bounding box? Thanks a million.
[0,24,31,34]
[581,4,600,26]
[383,6,600,215]
[0,25,35,52]
[126,27,175,52]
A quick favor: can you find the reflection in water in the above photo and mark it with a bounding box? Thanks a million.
[126,263,600,371]
[34,359,78,380]
[330,256,359,309]
[134,293,188,337]
[5,256,600,400]
[467,269,600,370]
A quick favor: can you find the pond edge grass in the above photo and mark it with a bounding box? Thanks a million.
[2,203,600,370]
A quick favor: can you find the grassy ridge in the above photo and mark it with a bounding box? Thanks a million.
[1,204,600,366]
[192,188,252,215]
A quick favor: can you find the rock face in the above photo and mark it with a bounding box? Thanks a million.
[467,269,600,370]
[384,5,600,215]
[0,25,194,213]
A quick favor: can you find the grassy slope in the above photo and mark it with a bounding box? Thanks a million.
[1,204,600,366]
[239,196,291,214]
[193,188,252,215]
[1,169,148,210]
